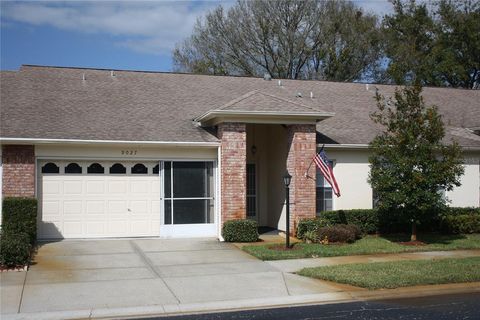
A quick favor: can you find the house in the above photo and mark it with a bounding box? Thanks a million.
[1,65,479,240]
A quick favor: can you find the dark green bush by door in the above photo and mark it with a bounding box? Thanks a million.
[222,219,258,242]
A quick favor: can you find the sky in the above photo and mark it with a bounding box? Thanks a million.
[0,0,393,72]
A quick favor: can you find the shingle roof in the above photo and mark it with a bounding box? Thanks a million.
[1,65,479,147]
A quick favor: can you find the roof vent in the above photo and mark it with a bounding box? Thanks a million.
[278,80,282,87]
[263,73,272,81]
[310,91,314,99]
[82,73,86,81]
[366,83,369,91]
[111,70,115,77]
[296,92,302,98]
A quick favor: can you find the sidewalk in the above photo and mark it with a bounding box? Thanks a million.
[266,249,480,273]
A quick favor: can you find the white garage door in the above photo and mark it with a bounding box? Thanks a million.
[38,160,160,239]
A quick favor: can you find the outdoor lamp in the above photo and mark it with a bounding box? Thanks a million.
[284,171,292,248]
[283,172,292,188]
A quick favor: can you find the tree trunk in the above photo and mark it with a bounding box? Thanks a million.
[411,222,417,242]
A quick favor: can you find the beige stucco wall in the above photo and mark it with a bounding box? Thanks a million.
[446,153,480,207]
[35,144,218,160]
[326,148,480,210]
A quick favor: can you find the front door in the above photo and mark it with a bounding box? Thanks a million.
[246,163,257,221]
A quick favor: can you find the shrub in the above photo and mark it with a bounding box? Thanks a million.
[222,219,258,242]
[317,224,357,244]
[343,224,362,239]
[440,214,480,234]
[296,218,330,240]
[0,230,32,268]
[2,197,38,245]
[320,209,379,234]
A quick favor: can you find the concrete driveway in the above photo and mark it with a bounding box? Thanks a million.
[1,238,343,319]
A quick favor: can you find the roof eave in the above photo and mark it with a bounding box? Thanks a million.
[195,110,335,127]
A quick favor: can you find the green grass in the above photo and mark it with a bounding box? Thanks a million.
[242,234,480,260]
[297,257,480,289]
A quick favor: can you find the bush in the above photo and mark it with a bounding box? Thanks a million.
[320,209,379,234]
[0,230,32,267]
[317,224,357,244]
[222,219,258,242]
[2,197,38,245]
[440,214,480,234]
[296,218,330,240]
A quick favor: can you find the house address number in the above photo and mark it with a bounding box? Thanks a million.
[121,150,138,155]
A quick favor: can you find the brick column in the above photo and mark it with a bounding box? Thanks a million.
[286,124,316,235]
[2,145,35,197]
[218,123,247,224]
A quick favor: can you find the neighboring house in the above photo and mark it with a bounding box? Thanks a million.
[0,65,479,240]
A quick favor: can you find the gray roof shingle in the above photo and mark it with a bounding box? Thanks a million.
[1,65,479,147]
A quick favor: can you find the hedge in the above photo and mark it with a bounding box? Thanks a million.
[222,219,258,242]
[0,197,38,268]
[317,224,359,244]
[298,207,480,237]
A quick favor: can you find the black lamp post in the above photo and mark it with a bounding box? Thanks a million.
[283,172,292,249]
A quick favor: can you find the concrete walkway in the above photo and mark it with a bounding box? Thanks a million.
[1,238,344,319]
[267,249,480,273]
[1,239,479,320]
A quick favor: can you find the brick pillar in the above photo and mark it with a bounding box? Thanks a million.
[286,124,316,235]
[2,145,35,197]
[218,123,247,224]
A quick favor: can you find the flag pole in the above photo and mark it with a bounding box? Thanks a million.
[304,144,324,178]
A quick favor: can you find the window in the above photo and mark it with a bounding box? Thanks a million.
[110,163,126,174]
[42,162,59,174]
[87,163,104,174]
[65,163,82,174]
[153,164,159,174]
[316,164,333,214]
[163,161,214,225]
[131,163,148,174]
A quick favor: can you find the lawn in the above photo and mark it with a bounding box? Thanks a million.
[297,257,480,289]
[242,233,480,260]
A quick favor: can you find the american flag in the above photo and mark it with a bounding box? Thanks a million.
[313,149,341,197]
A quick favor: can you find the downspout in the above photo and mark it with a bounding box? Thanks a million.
[217,144,224,241]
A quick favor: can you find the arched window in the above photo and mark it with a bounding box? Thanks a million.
[153,164,159,174]
[42,162,59,174]
[110,163,126,174]
[65,163,82,174]
[87,163,104,174]
[131,163,148,174]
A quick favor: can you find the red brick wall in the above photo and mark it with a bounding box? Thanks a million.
[218,123,247,224]
[286,124,316,235]
[2,145,35,197]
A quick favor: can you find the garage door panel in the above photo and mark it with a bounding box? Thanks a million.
[86,201,105,214]
[108,180,127,194]
[63,201,83,215]
[43,180,61,195]
[64,181,83,194]
[86,181,105,194]
[39,161,160,239]
[86,222,106,236]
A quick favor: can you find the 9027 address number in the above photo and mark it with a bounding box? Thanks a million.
[121,150,137,155]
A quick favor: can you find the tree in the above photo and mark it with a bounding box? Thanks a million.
[382,0,480,88]
[368,86,464,241]
[173,0,381,81]
[433,0,480,89]
[382,0,437,86]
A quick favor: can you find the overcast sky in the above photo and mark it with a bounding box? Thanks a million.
[0,1,393,72]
